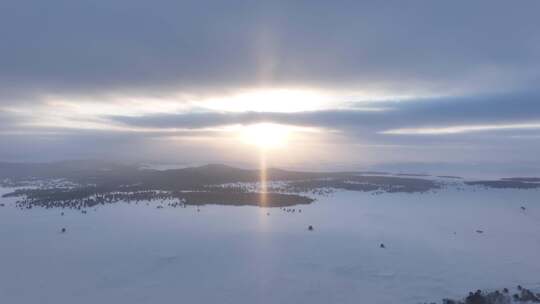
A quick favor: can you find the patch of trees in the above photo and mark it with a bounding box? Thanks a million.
[3,186,314,210]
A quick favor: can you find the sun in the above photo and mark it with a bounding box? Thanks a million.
[239,123,290,149]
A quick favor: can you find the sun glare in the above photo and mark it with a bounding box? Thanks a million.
[201,89,333,113]
[239,123,291,149]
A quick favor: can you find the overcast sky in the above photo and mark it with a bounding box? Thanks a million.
[1,1,540,176]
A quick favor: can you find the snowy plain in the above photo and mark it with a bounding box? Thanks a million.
[1,185,539,304]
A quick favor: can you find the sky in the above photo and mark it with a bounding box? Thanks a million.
[1,1,540,176]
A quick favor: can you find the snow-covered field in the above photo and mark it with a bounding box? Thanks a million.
[1,185,539,304]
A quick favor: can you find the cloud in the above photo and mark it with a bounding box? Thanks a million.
[381,123,540,135]
[1,0,539,102]
[108,91,540,134]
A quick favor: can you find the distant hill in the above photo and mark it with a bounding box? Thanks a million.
[0,161,335,190]
[2,160,538,192]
